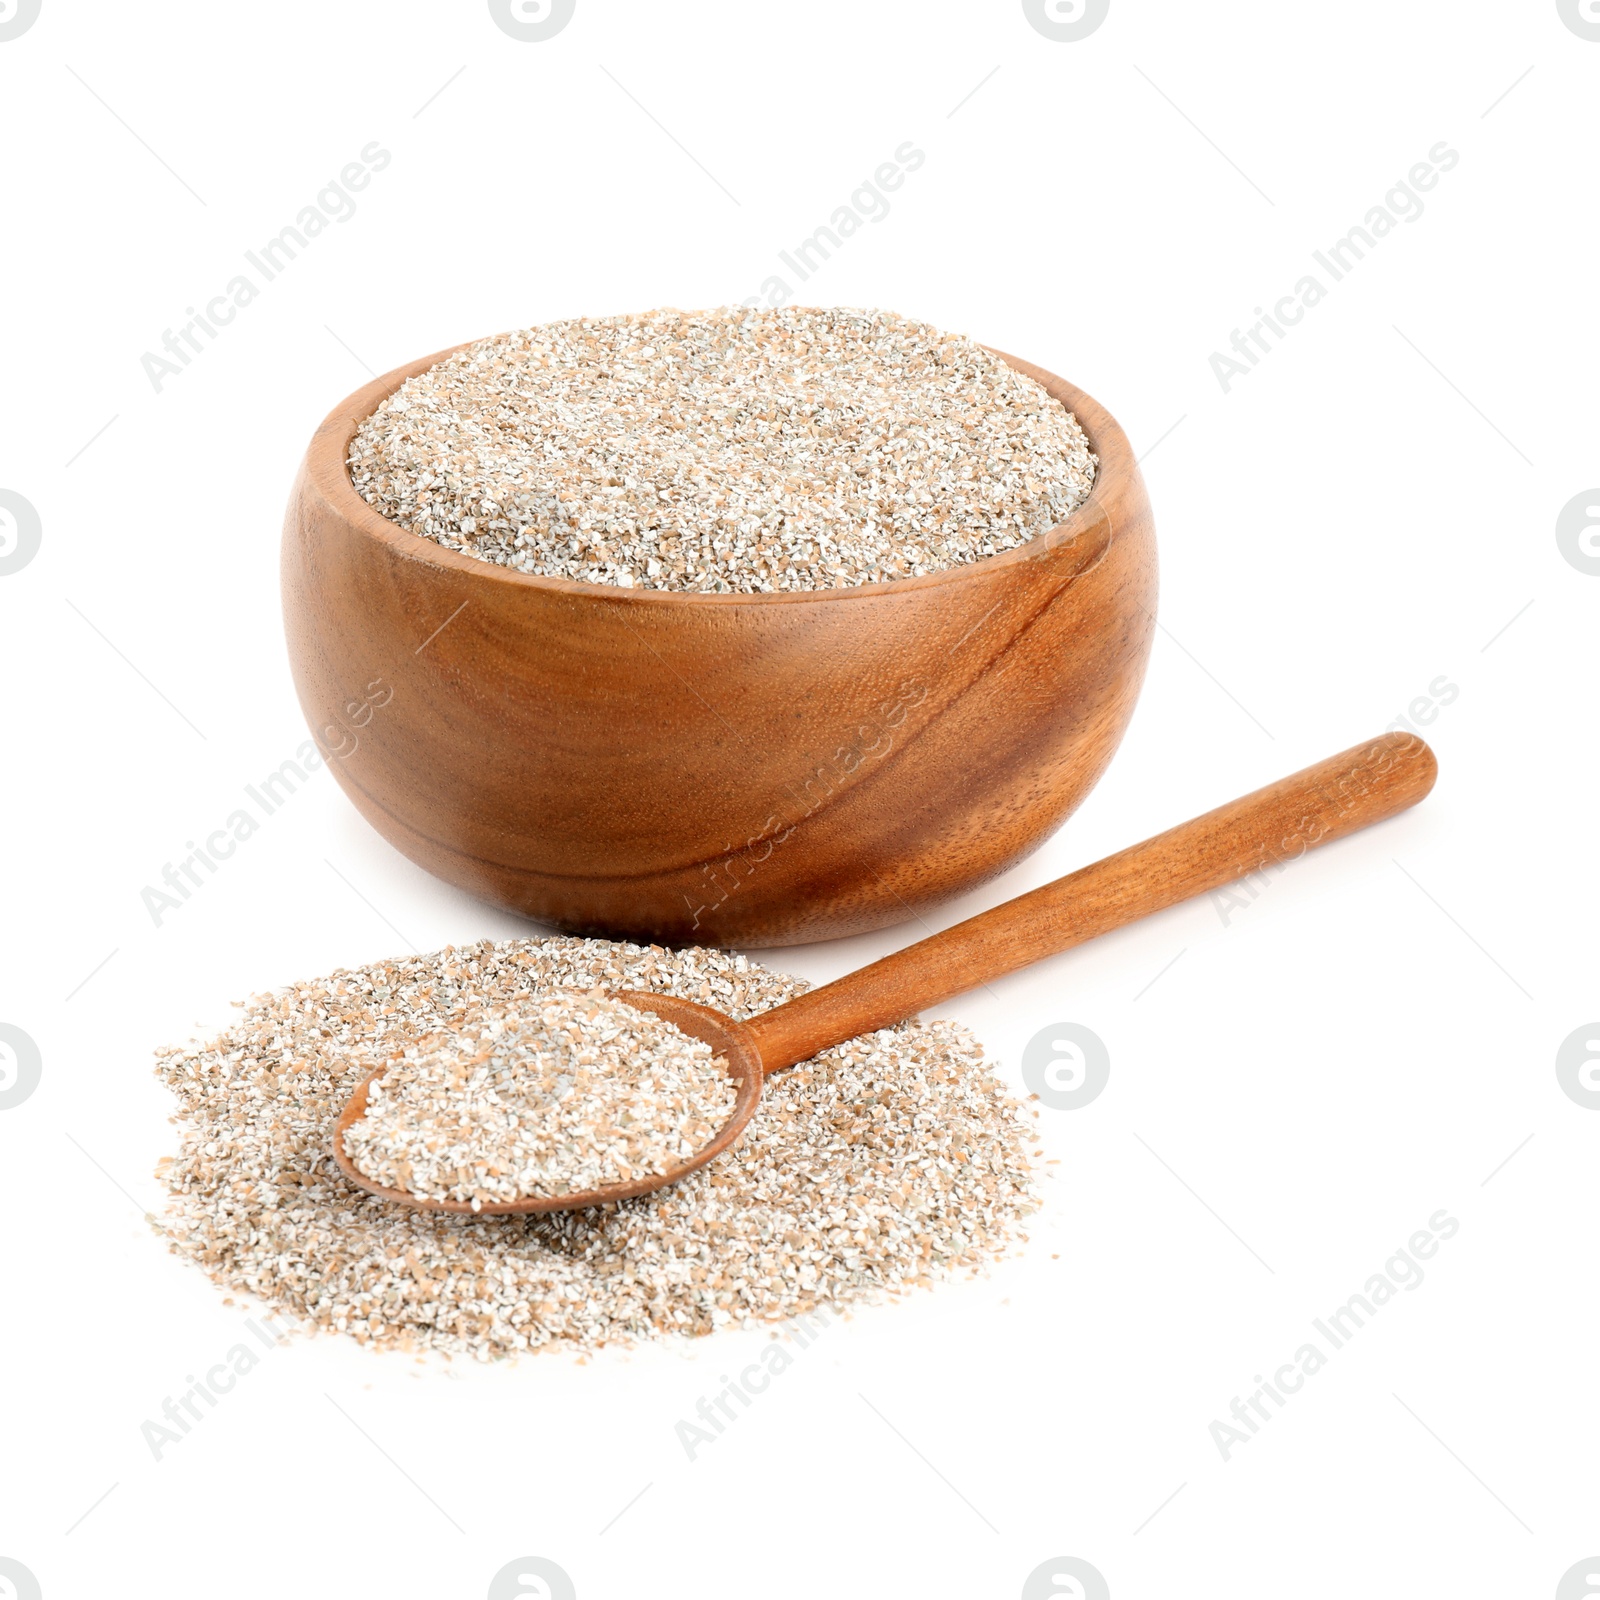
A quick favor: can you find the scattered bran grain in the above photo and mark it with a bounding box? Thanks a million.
[155,937,1039,1360]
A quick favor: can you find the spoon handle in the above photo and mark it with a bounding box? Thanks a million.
[744,731,1437,1073]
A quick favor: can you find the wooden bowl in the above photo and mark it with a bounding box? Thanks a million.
[281,341,1157,948]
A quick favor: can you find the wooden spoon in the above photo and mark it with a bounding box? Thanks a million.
[332,732,1436,1214]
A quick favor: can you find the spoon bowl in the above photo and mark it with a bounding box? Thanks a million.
[330,992,767,1215]
[333,733,1438,1216]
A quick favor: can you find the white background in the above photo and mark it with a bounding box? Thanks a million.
[2,2,1596,1597]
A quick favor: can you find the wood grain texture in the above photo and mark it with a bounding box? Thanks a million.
[282,341,1157,947]
[745,733,1438,1069]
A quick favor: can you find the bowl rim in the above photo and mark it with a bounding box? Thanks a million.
[302,330,1139,608]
